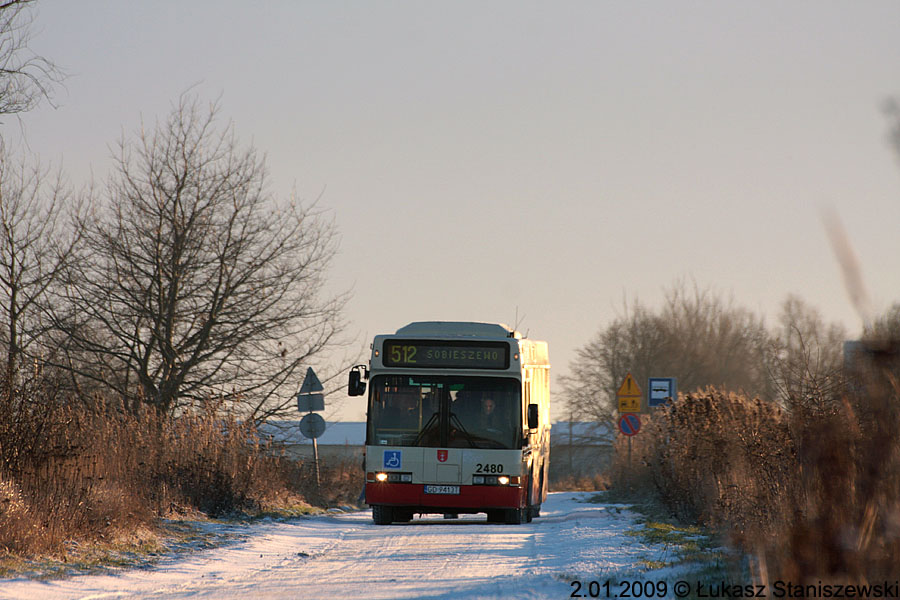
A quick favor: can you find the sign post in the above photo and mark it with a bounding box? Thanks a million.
[297,367,326,487]
[616,373,643,489]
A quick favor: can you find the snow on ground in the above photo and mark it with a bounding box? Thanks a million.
[0,492,687,600]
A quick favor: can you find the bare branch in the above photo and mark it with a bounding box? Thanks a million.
[0,140,77,399]
[560,280,772,422]
[0,0,64,120]
[51,95,349,416]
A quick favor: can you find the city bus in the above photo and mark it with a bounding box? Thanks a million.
[348,321,550,525]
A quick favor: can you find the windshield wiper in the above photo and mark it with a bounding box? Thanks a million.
[413,411,440,446]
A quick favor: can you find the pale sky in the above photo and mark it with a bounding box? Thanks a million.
[9,1,900,422]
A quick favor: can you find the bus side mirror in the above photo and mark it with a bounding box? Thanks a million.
[348,365,367,396]
[527,403,539,430]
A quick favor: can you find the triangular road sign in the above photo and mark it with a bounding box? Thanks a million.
[616,372,641,397]
[299,367,324,394]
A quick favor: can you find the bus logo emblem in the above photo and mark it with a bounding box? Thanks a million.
[437,450,448,462]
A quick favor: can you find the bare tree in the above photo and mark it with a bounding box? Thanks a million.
[869,304,900,340]
[764,295,847,413]
[0,0,62,119]
[0,141,75,399]
[657,282,770,397]
[53,96,348,417]
[559,281,771,422]
[559,301,665,422]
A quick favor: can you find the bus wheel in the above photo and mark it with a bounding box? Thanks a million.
[486,509,504,523]
[503,507,526,524]
[372,505,394,525]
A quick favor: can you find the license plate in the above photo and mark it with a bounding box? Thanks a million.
[424,485,460,495]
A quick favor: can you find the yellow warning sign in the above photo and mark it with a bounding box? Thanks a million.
[617,373,641,397]
[617,372,642,413]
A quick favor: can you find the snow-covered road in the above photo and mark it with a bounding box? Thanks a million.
[1,492,682,600]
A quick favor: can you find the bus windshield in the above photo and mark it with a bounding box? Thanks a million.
[368,375,521,449]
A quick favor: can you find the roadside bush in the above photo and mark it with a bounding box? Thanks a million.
[614,389,797,536]
[612,344,900,581]
[0,387,321,557]
[549,473,609,492]
[767,342,900,581]
[297,457,364,508]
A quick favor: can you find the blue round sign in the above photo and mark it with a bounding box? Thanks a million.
[299,413,326,439]
[618,413,641,436]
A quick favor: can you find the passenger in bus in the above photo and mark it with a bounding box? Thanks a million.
[481,396,503,430]
[479,395,516,447]
[385,394,419,430]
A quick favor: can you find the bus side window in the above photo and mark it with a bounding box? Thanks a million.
[523,377,531,426]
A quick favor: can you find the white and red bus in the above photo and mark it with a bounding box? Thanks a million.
[348,321,550,525]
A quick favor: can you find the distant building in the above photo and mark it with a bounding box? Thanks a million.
[549,421,615,482]
[259,421,366,463]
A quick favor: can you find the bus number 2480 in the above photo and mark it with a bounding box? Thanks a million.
[475,463,504,473]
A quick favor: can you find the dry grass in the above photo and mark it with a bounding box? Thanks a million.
[617,389,797,535]
[769,345,900,581]
[612,346,900,581]
[0,391,325,559]
[295,458,366,508]
[550,473,610,492]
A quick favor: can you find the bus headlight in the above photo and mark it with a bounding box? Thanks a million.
[375,472,413,483]
[472,475,520,486]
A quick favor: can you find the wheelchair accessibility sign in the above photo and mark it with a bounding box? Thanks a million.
[383,450,402,469]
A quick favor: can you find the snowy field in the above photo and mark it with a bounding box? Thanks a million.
[1,492,690,600]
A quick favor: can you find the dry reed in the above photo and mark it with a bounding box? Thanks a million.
[0,391,321,557]
[612,345,900,581]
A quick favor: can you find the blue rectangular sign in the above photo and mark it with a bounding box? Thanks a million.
[647,377,676,407]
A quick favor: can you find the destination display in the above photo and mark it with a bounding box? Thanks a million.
[382,340,510,369]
